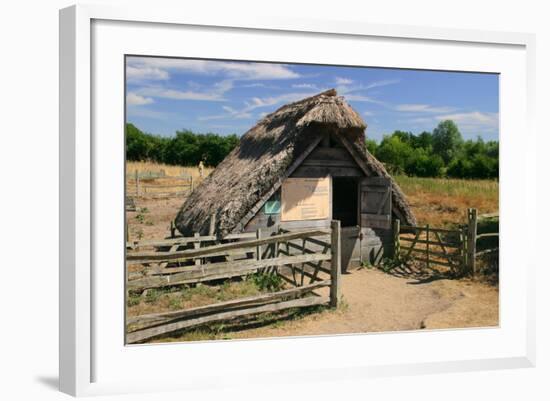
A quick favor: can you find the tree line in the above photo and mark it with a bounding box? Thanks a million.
[127,120,498,179]
[126,123,239,167]
[366,120,498,179]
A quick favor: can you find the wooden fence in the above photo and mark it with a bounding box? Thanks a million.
[395,208,499,276]
[125,221,341,343]
[468,209,499,276]
[127,170,194,198]
[395,220,466,273]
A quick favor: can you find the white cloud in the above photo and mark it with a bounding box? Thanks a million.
[363,111,375,116]
[292,83,320,90]
[335,79,399,104]
[395,104,456,113]
[135,79,233,102]
[345,94,386,104]
[335,77,353,85]
[198,91,318,121]
[241,83,266,88]
[136,87,227,102]
[126,57,300,81]
[126,66,169,82]
[244,92,317,110]
[403,111,499,135]
[126,92,154,106]
[337,79,399,94]
[363,79,400,90]
[436,111,499,131]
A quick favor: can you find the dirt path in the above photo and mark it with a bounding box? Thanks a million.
[225,268,499,340]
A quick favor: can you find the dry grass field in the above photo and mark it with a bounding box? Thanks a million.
[127,160,214,180]
[394,175,499,227]
[125,163,499,342]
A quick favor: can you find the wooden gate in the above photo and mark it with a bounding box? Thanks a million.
[395,221,466,273]
[360,176,392,230]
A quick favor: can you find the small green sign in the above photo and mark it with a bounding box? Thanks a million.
[264,200,281,214]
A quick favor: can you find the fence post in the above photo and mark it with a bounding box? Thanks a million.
[190,176,194,192]
[460,227,467,275]
[330,220,341,308]
[393,219,400,260]
[426,224,430,270]
[273,225,280,275]
[209,215,216,236]
[135,170,140,197]
[193,233,201,267]
[256,228,262,261]
[170,220,176,238]
[467,208,478,277]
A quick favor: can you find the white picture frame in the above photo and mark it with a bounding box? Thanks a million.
[59,4,536,397]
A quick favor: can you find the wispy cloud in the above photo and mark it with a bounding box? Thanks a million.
[335,77,353,85]
[135,79,233,102]
[363,79,401,90]
[403,111,499,135]
[363,111,375,116]
[126,92,154,106]
[199,105,253,121]
[127,57,301,82]
[335,79,399,104]
[337,79,399,94]
[126,66,169,82]
[344,94,386,104]
[292,83,321,90]
[395,103,456,113]
[436,111,499,131]
[198,91,318,121]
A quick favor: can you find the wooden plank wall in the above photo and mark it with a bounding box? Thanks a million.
[244,143,395,268]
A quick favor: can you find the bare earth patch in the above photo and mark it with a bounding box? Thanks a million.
[220,269,498,340]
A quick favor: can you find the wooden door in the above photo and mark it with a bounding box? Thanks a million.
[360,176,392,230]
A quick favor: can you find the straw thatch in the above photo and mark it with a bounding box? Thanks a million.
[175,89,416,237]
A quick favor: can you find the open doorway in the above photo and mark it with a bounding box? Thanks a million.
[332,177,359,227]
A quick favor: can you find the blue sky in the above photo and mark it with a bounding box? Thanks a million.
[126,56,499,142]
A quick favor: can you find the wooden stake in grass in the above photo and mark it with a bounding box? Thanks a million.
[330,220,341,308]
[426,224,430,270]
[467,208,478,277]
[393,219,400,260]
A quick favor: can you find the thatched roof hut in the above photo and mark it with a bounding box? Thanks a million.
[175,89,416,238]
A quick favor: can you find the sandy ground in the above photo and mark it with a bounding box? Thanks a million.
[127,196,183,241]
[219,268,499,340]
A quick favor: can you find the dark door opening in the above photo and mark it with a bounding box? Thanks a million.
[332,177,359,227]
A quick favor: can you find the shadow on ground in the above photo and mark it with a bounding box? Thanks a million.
[35,376,58,391]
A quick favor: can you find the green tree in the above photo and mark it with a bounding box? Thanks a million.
[375,135,413,174]
[405,148,444,177]
[414,131,433,150]
[365,138,378,155]
[432,120,463,164]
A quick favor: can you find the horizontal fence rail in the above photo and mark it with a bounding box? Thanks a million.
[127,296,330,344]
[125,221,342,343]
[127,170,195,198]
[126,229,331,263]
[395,221,464,271]
[395,208,498,277]
[469,209,499,275]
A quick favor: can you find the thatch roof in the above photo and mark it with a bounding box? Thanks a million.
[175,89,416,236]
